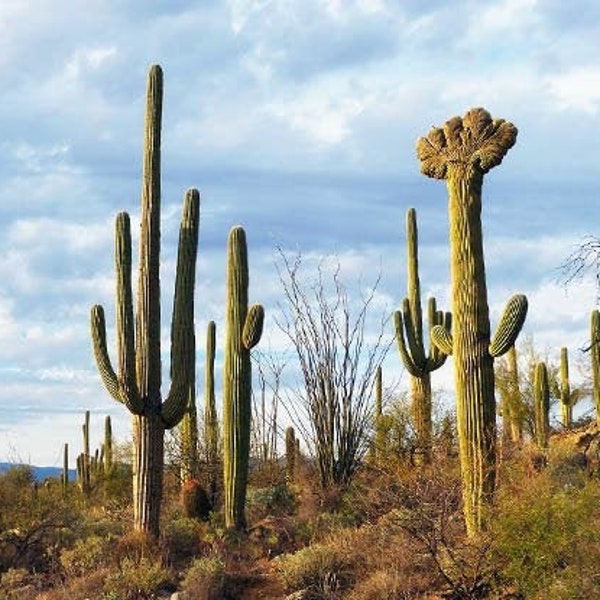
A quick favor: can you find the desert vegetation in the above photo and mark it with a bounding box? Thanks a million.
[2,65,600,600]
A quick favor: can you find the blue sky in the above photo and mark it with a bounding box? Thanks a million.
[1,0,600,466]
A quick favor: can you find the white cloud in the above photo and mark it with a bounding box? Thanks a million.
[546,67,600,115]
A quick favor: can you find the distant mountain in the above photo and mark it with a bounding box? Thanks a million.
[0,462,77,482]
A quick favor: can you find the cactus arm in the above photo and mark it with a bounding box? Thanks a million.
[406,208,424,346]
[393,309,424,377]
[489,294,528,358]
[243,304,264,350]
[430,324,454,356]
[115,211,141,408]
[162,189,200,430]
[426,298,450,370]
[90,305,124,403]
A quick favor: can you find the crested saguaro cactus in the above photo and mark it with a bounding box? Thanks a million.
[534,361,550,449]
[417,107,527,536]
[394,208,450,463]
[223,226,264,530]
[90,65,199,537]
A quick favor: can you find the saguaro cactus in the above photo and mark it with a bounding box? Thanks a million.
[223,226,264,530]
[285,426,296,484]
[204,320,219,506]
[104,415,113,474]
[534,361,550,448]
[592,310,600,426]
[560,347,578,429]
[90,65,199,536]
[418,108,527,536]
[62,443,69,493]
[394,208,450,463]
[180,327,199,482]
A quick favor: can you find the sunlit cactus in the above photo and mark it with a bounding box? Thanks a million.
[418,107,527,536]
[560,347,578,429]
[394,208,450,463]
[223,226,264,530]
[534,361,550,449]
[591,310,600,427]
[90,65,199,537]
[204,320,219,506]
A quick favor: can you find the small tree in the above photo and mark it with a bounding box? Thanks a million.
[276,251,391,490]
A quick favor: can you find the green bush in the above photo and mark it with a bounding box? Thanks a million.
[60,534,111,577]
[246,484,298,520]
[103,556,174,600]
[181,556,227,599]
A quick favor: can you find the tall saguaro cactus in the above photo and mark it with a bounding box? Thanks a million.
[394,208,450,463]
[204,320,219,506]
[417,107,527,536]
[90,65,200,537]
[223,226,264,530]
[534,361,550,449]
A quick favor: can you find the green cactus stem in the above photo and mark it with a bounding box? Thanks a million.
[418,107,526,536]
[534,361,550,449]
[592,310,600,427]
[394,209,450,463]
[104,415,113,475]
[204,320,219,506]
[285,426,296,484]
[90,65,199,537]
[560,347,577,429]
[504,345,523,444]
[223,226,264,530]
[62,443,69,493]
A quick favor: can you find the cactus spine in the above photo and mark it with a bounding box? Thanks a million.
[394,208,450,463]
[90,65,199,536]
[204,320,219,506]
[418,108,527,536]
[592,310,600,426]
[534,361,550,448]
[223,226,264,530]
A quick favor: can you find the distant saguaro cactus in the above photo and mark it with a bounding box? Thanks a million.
[394,208,450,463]
[62,443,69,494]
[104,415,113,474]
[560,347,578,429]
[534,361,550,449]
[204,320,219,506]
[90,65,199,537]
[223,226,264,530]
[592,310,600,426]
[285,426,296,483]
[418,107,527,536]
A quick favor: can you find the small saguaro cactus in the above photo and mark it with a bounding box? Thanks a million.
[534,361,550,449]
[104,415,113,474]
[592,310,600,426]
[418,107,527,536]
[62,443,69,493]
[285,426,296,484]
[223,226,264,530]
[394,208,450,463]
[560,347,579,429]
[204,320,219,506]
[90,65,200,537]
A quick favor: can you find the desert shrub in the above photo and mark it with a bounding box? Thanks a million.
[59,534,111,577]
[275,542,358,597]
[246,484,298,520]
[492,471,600,598]
[103,556,174,600]
[161,516,204,564]
[181,556,227,599]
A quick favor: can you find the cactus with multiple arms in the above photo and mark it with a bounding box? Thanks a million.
[534,361,550,448]
[90,65,199,536]
[417,107,527,536]
[223,226,264,530]
[394,208,450,462]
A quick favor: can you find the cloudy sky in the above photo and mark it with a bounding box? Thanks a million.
[1,0,599,466]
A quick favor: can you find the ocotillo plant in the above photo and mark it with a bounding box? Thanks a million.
[592,310,600,426]
[534,361,550,449]
[394,208,450,463]
[560,347,578,429]
[418,107,527,536]
[204,320,219,506]
[223,226,264,530]
[90,65,200,537]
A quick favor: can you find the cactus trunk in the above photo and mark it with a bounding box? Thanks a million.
[592,310,600,427]
[534,361,550,448]
[204,320,219,506]
[223,227,264,530]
